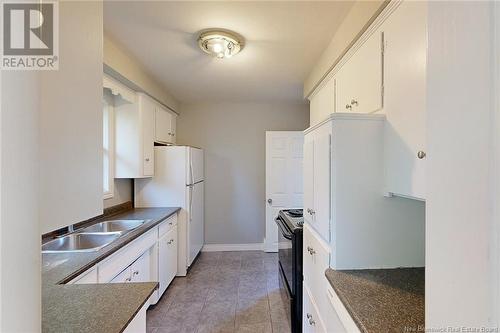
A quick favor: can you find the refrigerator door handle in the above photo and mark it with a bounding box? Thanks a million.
[188,184,193,221]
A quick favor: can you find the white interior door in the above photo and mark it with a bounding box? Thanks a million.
[265,131,304,252]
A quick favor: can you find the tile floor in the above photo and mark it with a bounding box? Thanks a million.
[146,251,291,333]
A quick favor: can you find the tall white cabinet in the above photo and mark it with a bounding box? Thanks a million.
[303,1,427,332]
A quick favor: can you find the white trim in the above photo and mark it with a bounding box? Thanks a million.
[304,112,386,135]
[102,92,115,200]
[103,74,136,104]
[201,243,264,252]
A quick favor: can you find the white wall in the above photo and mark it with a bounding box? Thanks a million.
[40,2,103,234]
[426,1,495,328]
[104,179,133,209]
[1,72,41,331]
[178,102,309,245]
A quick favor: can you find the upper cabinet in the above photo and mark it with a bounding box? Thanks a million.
[155,105,177,145]
[310,77,335,126]
[382,1,427,200]
[307,1,427,201]
[336,30,383,114]
[115,93,155,178]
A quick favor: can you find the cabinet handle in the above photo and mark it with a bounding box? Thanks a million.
[168,132,172,136]
[345,104,352,110]
[306,208,311,214]
[350,99,358,106]
[307,246,316,255]
[167,239,174,244]
[309,318,316,326]
[417,151,426,159]
[169,222,173,225]
[132,270,139,276]
[125,277,132,282]
[172,133,175,137]
[306,313,312,319]
[145,158,150,162]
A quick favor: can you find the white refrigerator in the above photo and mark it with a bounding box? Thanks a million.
[135,146,204,276]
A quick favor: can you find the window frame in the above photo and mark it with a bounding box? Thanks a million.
[103,93,115,199]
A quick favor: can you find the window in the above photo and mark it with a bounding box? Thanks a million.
[103,92,114,199]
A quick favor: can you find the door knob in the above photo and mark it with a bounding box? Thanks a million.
[417,151,426,159]
[267,198,272,204]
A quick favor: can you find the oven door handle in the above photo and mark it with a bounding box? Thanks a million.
[275,216,293,240]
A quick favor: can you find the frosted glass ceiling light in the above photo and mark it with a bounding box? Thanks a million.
[198,29,244,59]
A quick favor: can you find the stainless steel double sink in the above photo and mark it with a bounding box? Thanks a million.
[42,220,147,253]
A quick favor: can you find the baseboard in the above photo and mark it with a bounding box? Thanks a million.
[202,243,264,252]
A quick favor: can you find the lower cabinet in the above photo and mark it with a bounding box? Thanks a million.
[158,225,177,297]
[66,213,179,333]
[303,283,326,333]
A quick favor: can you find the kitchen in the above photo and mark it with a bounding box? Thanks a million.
[1,1,499,333]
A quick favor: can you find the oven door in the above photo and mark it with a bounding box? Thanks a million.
[276,215,295,295]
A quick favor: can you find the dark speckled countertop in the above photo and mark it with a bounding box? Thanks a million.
[325,267,424,333]
[42,207,180,333]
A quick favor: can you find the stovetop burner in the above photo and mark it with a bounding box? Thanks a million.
[287,209,303,218]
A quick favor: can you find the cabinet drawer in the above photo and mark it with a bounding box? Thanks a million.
[303,224,330,309]
[158,214,177,237]
[327,286,360,333]
[99,228,156,283]
[69,267,98,284]
[303,283,326,333]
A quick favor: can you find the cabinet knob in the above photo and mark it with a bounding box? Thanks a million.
[145,158,150,162]
[350,99,358,106]
[168,132,172,136]
[267,198,273,204]
[417,151,426,159]
[345,104,352,110]
[172,133,175,137]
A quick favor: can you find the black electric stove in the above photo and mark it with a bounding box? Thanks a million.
[275,209,303,333]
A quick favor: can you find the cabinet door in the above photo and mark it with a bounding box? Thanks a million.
[158,233,169,296]
[336,31,383,114]
[130,250,150,283]
[383,1,426,200]
[303,283,326,333]
[312,130,331,241]
[166,225,178,284]
[303,136,314,226]
[310,77,335,126]
[110,267,132,283]
[155,107,173,144]
[142,98,155,176]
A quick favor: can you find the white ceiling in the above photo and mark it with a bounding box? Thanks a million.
[104,1,354,104]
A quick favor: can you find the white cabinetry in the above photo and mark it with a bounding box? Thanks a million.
[115,93,155,178]
[158,226,177,295]
[303,125,331,243]
[336,30,383,114]
[303,283,326,333]
[69,267,98,284]
[155,106,176,145]
[382,1,427,200]
[310,77,335,126]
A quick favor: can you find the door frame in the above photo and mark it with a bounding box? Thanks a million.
[264,131,304,252]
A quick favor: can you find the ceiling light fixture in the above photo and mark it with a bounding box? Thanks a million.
[197,29,244,59]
